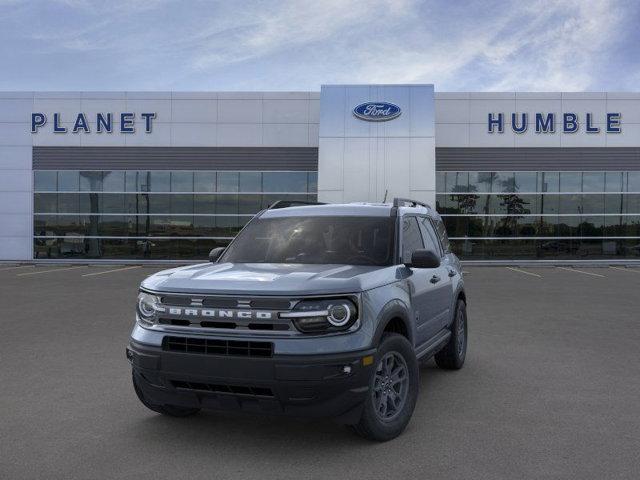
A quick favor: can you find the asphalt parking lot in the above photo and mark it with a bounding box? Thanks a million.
[1,264,639,479]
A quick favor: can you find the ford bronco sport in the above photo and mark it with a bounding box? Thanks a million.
[127,198,467,441]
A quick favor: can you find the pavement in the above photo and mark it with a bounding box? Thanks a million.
[1,264,639,479]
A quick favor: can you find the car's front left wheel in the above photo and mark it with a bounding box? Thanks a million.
[352,333,419,442]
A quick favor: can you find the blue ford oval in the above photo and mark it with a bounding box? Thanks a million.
[353,102,402,122]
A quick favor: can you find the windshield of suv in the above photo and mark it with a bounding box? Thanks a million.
[220,216,395,266]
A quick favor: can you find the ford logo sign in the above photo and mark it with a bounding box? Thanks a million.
[353,102,401,122]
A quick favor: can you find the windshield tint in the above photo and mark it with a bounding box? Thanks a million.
[220,216,395,266]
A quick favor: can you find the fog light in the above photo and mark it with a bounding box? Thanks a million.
[362,355,374,366]
[342,365,352,374]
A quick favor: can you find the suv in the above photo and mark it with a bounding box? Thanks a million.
[127,198,467,441]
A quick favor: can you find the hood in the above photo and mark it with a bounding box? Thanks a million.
[141,262,399,296]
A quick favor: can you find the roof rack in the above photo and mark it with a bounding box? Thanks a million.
[268,200,326,210]
[392,197,431,209]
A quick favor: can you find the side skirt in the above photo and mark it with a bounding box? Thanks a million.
[415,329,451,361]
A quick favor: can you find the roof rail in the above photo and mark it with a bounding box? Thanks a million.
[392,197,431,209]
[268,200,326,210]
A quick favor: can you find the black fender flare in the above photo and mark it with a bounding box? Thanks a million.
[371,299,414,347]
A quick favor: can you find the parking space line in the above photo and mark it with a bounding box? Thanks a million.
[609,266,640,274]
[17,266,86,276]
[82,266,142,277]
[506,267,542,278]
[557,266,606,278]
[0,265,34,272]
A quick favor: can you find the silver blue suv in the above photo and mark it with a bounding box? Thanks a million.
[127,198,467,441]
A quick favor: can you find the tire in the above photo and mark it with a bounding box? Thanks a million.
[132,372,200,418]
[352,333,419,442]
[434,299,467,370]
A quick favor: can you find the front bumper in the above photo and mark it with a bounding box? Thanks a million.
[127,340,376,423]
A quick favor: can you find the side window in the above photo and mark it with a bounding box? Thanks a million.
[434,218,451,253]
[401,217,424,264]
[418,217,442,256]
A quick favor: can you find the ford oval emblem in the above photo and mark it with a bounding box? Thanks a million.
[353,102,402,122]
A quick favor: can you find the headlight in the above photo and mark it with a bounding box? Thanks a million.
[136,292,162,325]
[281,298,358,333]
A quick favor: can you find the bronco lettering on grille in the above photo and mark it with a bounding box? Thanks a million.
[165,307,273,320]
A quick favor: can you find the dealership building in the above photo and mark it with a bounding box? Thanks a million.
[1,84,639,262]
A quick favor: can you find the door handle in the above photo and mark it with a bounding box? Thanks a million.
[430,275,441,284]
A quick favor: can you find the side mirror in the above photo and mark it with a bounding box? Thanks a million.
[208,247,225,263]
[408,249,440,269]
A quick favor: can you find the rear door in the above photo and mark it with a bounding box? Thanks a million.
[401,216,440,346]
[418,216,454,331]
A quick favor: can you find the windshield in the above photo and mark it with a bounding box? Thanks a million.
[220,216,395,266]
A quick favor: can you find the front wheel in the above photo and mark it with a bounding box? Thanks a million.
[352,333,419,441]
[434,299,467,370]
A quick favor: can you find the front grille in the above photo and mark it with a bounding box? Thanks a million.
[163,336,273,357]
[171,380,274,397]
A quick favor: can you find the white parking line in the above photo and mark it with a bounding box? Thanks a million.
[0,265,34,272]
[506,267,542,278]
[609,266,640,274]
[557,266,605,278]
[82,265,142,277]
[17,266,86,276]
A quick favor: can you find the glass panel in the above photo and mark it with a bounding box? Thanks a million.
[558,216,580,237]
[216,194,238,214]
[102,194,125,214]
[262,172,308,192]
[435,172,445,193]
[147,194,170,214]
[148,171,170,192]
[581,194,604,214]
[34,193,57,213]
[515,216,539,237]
[540,194,559,214]
[79,171,103,192]
[559,172,582,192]
[539,216,558,237]
[57,193,79,213]
[125,171,143,192]
[239,172,262,192]
[57,171,79,192]
[580,216,604,236]
[171,172,194,192]
[494,172,515,192]
[102,171,125,192]
[217,172,239,192]
[239,194,262,214]
[34,171,57,191]
[582,172,604,192]
[445,172,468,193]
[559,194,581,214]
[170,194,194,214]
[308,172,318,193]
[628,172,640,192]
[623,194,640,215]
[514,172,537,192]
[604,172,623,192]
[538,172,559,192]
[626,216,640,237]
[469,172,493,193]
[418,217,441,254]
[401,217,424,263]
[442,216,467,238]
[194,172,216,192]
[194,194,216,215]
[604,194,624,214]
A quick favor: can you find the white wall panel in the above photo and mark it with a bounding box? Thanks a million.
[0,98,33,122]
[0,192,31,214]
[0,170,31,191]
[435,99,469,124]
[605,124,640,147]
[317,137,344,191]
[435,124,469,147]
[0,146,31,170]
[80,127,127,146]
[263,124,309,146]
[218,100,262,123]
[171,124,217,146]
[123,124,171,146]
[0,236,31,260]
[0,214,32,237]
[171,99,217,123]
[469,123,515,147]
[263,100,309,123]
[216,124,262,146]
[125,99,171,123]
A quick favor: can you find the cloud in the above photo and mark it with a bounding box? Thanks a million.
[0,0,637,91]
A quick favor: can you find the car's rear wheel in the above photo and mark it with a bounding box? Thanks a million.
[352,333,419,441]
[434,299,467,370]
[132,372,200,417]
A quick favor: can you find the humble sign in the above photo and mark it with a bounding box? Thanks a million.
[30,112,157,134]
[488,112,621,134]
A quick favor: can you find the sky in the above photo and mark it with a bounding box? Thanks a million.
[0,0,638,92]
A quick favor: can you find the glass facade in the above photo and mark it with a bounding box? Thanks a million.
[34,170,318,259]
[436,171,640,260]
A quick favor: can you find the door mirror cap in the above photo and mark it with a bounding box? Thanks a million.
[208,247,226,263]
[407,249,441,269]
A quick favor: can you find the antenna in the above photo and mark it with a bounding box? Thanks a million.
[382,189,388,203]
